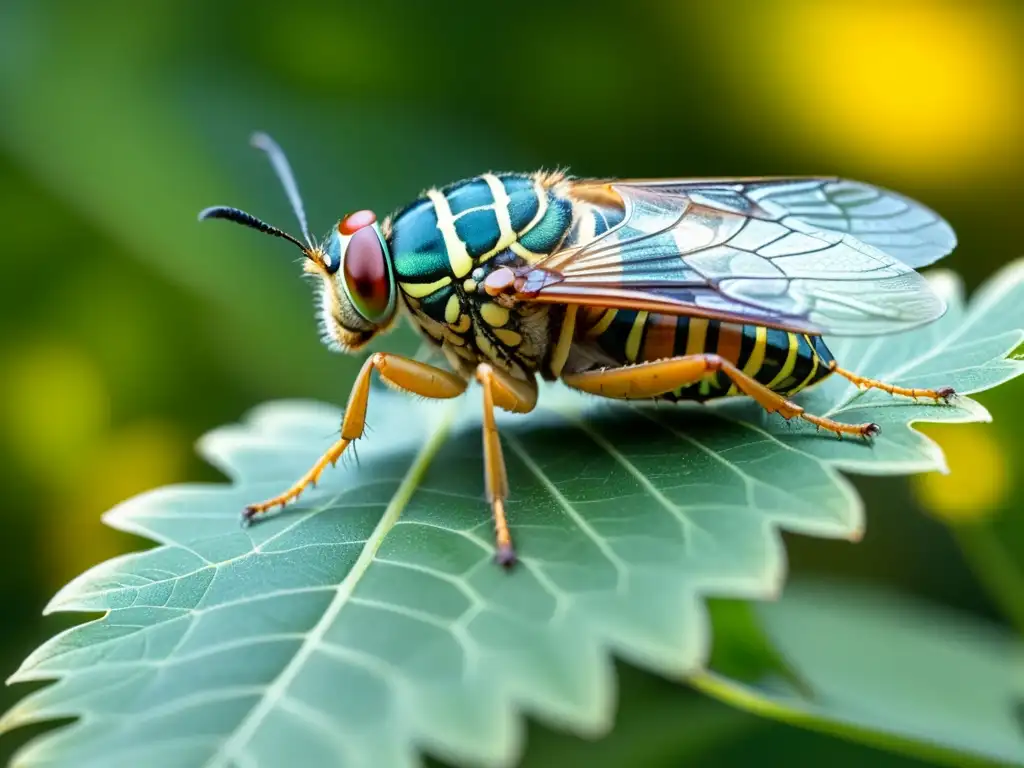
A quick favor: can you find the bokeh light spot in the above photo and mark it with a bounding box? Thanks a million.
[717,1,1021,180]
[1,341,110,488]
[45,419,187,589]
[912,423,1010,524]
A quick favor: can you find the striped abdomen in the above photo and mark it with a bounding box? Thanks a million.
[577,308,835,400]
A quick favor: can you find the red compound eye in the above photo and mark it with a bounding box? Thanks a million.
[338,209,377,235]
[343,226,391,321]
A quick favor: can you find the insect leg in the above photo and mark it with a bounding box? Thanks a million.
[244,353,468,521]
[562,354,880,438]
[474,363,539,568]
[828,362,955,401]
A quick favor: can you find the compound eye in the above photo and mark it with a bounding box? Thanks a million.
[342,224,391,322]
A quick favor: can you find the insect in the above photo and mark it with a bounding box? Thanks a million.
[200,133,957,568]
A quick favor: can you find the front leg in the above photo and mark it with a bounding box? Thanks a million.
[244,353,468,522]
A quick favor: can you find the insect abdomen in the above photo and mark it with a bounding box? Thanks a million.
[580,309,834,401]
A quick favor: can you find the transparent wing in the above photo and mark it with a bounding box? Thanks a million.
[632,177,957,268]
[516,179,952,336]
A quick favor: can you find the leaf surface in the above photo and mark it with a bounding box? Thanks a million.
[4,261,1023,768]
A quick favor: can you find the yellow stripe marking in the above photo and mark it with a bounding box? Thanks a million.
[483,174,514,243]
[684,317,709,357]
[790,335,820,395]
[728,325,768,395]
[626,311,649,362]
[444,294,460,324]
[509,240,546,264]
[450,314,471,333]
[459,175,519,266]
[549,305,578,378]
[521,178,549,235]
[495,177,557,266]
[743,325,768,376]
[475,232,521,265]
[765,332,800,390]
[427,188,474,278]
[400,275,451,299]
[480,302,510,327]
[444,174,519,269]
[585,308,618,339]
[475,330,499,362]
[442,328,466,346]
[494,328,522,346]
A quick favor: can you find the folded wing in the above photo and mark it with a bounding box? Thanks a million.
[516,178,953,337]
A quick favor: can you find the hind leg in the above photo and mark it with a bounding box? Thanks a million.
[828,361,955,401]
[563,354,880,438]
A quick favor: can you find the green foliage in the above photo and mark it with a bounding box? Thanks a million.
[3,262,1023,768]
[704,582,1024,768]
[754,582,1024,766]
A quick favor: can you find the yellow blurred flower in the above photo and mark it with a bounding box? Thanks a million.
[1,341,110,490]
[0,340,191,587]
[45,419,188,590]
[912,423,1011,524]
[706,0,1021,181]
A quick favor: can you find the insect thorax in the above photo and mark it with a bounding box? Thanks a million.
[387,171,609,379]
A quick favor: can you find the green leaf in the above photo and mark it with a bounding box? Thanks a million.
[3,260,1023,768]
[696,580,1024,767]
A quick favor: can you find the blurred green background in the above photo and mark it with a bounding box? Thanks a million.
[0,0,1021,764]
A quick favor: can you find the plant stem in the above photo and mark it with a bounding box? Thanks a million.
[950,519,1024,637]
[687,671,1003,768]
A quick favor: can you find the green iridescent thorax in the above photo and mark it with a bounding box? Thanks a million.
[388,174,572,313]
[384,172,576,376]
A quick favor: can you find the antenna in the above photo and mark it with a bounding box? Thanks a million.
[250,132,314,250]
[198,206,309,254]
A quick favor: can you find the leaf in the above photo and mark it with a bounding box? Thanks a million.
[697,580,1024,767]
[3,260,1023,768]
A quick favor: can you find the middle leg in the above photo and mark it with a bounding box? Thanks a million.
[474,363,538,567]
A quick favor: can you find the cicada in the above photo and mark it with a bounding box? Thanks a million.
[200,133,957,567]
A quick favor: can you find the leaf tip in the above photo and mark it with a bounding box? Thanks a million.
[5,659,46,688]
[0,704,26,736]
[42,578,92,617]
